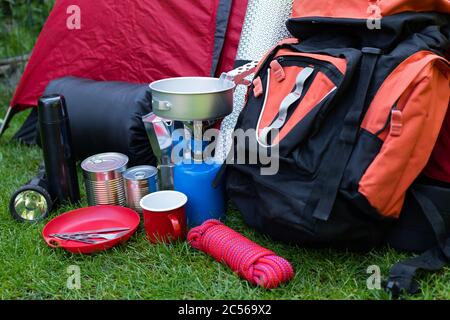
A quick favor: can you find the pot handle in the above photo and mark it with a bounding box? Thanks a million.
[152,99,172,111]
[220,60,259,86]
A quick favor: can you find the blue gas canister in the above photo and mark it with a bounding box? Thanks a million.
[174,162,226,227]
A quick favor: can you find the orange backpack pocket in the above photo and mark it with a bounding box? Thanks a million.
[358,51,450,218]
[254,50,348,147]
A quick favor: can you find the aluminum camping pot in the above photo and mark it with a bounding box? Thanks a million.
[150,77,235,121]
[149,61,259,121]
[123,165,158,213]
[81,152,129,206]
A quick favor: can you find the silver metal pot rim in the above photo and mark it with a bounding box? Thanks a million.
[149,77,235,95]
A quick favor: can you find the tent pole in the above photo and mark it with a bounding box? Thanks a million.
[0,106,15,138]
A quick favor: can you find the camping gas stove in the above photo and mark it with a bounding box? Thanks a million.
[147,61,258,226]
[149,61,258,163]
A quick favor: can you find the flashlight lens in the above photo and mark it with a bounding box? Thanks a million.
[13,190,49,221]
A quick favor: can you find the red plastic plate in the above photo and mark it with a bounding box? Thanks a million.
[42,206,140,254]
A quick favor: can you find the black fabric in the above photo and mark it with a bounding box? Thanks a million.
[388,182,450,252]
[286,13,450,52]
[386,246,449,298]
[306,47,382,221]
[234,59,253,68]
[387,192,439,253]
[385,184,450,298]
[13,77,156,167]
[211,0,233,76]
[12,108,38,145]
[340,129,384,191]
[227,167,388,251]
[410,187,449,248]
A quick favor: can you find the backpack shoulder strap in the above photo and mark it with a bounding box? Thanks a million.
[385,184,450,298]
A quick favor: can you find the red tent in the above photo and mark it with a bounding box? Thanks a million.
[0,0,247,135]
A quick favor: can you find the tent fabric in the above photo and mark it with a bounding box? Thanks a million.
[211,0,234,76]
[10,0,248,112]
[215,0,249,75]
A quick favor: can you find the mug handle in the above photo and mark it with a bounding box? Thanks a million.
[167,213,182,240]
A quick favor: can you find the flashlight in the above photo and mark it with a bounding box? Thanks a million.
[9,164,54,223]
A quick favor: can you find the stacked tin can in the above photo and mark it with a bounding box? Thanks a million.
[123,166,158,213]
[81,152,129,206]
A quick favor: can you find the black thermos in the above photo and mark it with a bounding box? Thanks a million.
[38,94,80,205]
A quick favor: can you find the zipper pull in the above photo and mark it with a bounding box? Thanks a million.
[270,59,285,82]
[252,76,263,98]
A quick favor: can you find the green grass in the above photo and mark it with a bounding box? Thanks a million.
[0,0,54,59]
[0,3,449,300]
[0,87,449,300]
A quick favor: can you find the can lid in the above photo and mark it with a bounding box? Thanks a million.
[123,165,158,180]
[81,153,129,173]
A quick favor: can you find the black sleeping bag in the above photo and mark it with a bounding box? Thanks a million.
[13,77,156,167]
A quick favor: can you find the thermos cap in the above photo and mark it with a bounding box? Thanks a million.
[37,94,68,124]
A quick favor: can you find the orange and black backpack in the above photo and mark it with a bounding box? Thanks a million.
[226,0,450,297]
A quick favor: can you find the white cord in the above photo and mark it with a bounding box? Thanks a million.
[256,68,272,148]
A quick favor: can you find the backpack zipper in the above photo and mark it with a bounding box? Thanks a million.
[276,56,343,84]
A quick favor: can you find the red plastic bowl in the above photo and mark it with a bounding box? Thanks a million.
[42,206,140,254]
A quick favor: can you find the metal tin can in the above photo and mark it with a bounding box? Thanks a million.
[81,152,129,206]
[123,165,158,213]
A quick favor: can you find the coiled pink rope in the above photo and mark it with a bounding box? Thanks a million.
[188,219,294,288]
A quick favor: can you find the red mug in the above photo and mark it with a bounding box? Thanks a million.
[140,190,188,244]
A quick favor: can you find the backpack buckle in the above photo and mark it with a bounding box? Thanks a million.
[390,109,403,137]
